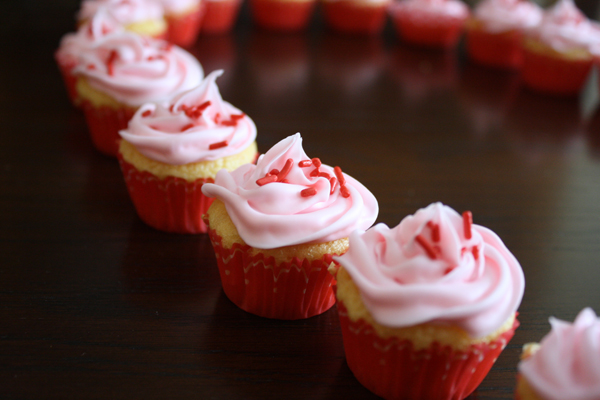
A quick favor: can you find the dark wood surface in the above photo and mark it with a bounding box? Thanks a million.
[2,1,600,399]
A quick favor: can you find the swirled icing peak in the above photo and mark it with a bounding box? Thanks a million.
[73,32,203,106]
[201,133,379,248]
[78,0,165,26]
[530,0,600,53]
[119,69,257,165]
[519,308,600,400]
[334,202,524,339]
[391,0,470,19]
[473,0,542,34]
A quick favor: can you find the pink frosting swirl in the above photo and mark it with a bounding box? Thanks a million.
[390,0,470,19]
[119,69,256,164]
[201,133,379,249]
[473,0,542,34]
[334,202,524,339]
[78,0,165,26]
[519,308,600,400]
[73,32,203,107]
[529,0,600,53]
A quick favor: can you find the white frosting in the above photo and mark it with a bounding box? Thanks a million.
[78,0,165,25]
[390,0,470,19]
[473,0,542,34]
[159,0,201,14]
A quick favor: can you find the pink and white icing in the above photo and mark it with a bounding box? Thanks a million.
[529,0,600,53]
[78,0,165,26]
[201,133,379,249]
[518,308,600,400]
[473,0,542,34]
[159,0,201,14]
[73,32,203,107]
[119,69,256,165]
[390,0,470,20]
[334,202,524,339]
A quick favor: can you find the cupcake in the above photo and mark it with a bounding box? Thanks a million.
[516,308,600,400]
[160,0,204,47]
[250,0,316,32]
[200,0,242,34]
[521,0,600,96]
[389,0,470,49]
[201,133,379,320]
[78,0,169,40]
[465,0,542,69]
[118,69,257,234]
[55,9,121,107]
[321,0,391,36]
[73,32,203,156]
[333,202,524,400]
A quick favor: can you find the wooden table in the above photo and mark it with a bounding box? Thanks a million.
[2,1,600,398]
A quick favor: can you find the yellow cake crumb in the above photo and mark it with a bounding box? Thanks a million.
[520,342,541,360]
[125,19,168,37]
[335,266,517,351]
[523,37,592,61]
[206,198,350,263]
[76,77,132,109]
[119,140,258,181]
[515,374,545,400]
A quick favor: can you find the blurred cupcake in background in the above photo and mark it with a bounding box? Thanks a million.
[160,0,205,47]
[521,0,600,96]
[321,0,391,36]
[250,0,316,32]
[200,0,242,34]
[73,32,203,156]
[118,70,258,234]
[465,0,542,69]
[516,308,600,400]
[78,0,168,40]
[389,0,470,49]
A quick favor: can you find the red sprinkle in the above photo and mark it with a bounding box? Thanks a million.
[279,179,289,184]
[329,177,337,194]
[86,64,96,70]
[318,172,331,179]
[180,123,195,132]
[427,221,440,242]
[444,266,455,275]
[333,166,346,186]
[142,110,152,118]
[340,185,351,198]
[277,159,293,182]
[256,175,278,186]
[106,50,118,76]
[472,246,479,260]
[311,158,322,168]
[209,140,229,150]
[415,235,437,259]
[298,160,312,168]
[310,168,320,177]
[463,211,473,240]
[301,187,317,197]
[269,169,280,176]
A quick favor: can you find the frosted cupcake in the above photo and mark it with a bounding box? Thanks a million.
[466,0,542,69]
[73,32,203,156]
[389,0,470,49]
[322,0,391,35]
[333,202,524,400]
[516,308,600,400]
[201,133,379,320]
[160,0,204,47]
[78,0,168,40]
[522,0,600,95]
[200,0,242,34]
[118,70,257,234]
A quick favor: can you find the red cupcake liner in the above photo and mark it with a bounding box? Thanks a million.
[392,12,466,49]
[118,156,215,234]
[80,100,136,157]
[200,0,242,34]
[250,0,316,32]
[205,225,338,319]
[322,1,388,35]
[336,301,519,400]
[166,6,204,47]
[466,28,523,69]
[522,46,593,96]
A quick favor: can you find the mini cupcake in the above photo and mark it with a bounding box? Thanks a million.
[160,0,204,47]
[118,70,257,234]
[465,0,542,69]
[55,9,121,107]
[322,0,391,35]
[78,0,169,40]
[201,133,379,320]
[521,0,600,96]
[73,32,203,156]
[333,203,524,400]
[516,308,600,400]
[250,0,316,32]
[200,0,242,34]
[389,0,470,49]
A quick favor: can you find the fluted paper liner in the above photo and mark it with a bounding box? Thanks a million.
[80,100,136,157]
[205,223,337,319]
[119,156,214,233]
[336,301,519,400]
[166,6,204,47]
